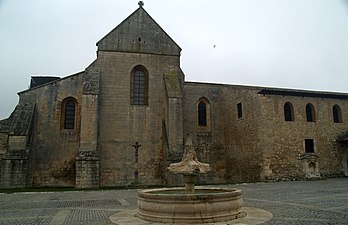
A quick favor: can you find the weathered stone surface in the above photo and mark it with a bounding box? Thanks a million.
[97,7,181,56]
[168,135,210,175]
[83,64,100,95]
[257,93,348,181]
[1,149,29,188]
[136,187,244,224]
[76,151,99,188]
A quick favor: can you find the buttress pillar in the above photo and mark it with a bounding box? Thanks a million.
[76,67,100,188]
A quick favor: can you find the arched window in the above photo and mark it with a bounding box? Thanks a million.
[131,65,148,105]
[333,104,342,123]
[197,97,211,128]
[62,97,77,129]
[284,102,294,122]
[198,102,207,126]
[306,103,316,122]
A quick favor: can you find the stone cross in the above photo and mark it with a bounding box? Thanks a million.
[138,1,144,8]
[132,142,141,163]
[132,142,141,185]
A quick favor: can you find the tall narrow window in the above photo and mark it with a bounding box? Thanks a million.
[198,102,207,126]
[197,97,211,129]
[237,102,243,118]
[284,102,294,121]
[333,104,342,123]
[62,97,77,129]
[306,103,315,122]
[131,65,148,105]
[305,139,315,153]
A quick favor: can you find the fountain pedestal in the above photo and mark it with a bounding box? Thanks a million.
[183,174,196,194]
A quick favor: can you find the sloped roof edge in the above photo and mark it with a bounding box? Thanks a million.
[258,88,348,100]
[18,71,84,95]
[96,6,181,51]
[185,81,348,99]
[30,76,60,89]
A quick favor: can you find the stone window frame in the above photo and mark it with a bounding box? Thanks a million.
[304,138,316,154]
[197,97,211,130]
[333,104,343,123]
[305,103,316,122]
[130,65,149,106]
[284,102,295,122]
[61,97,78,130]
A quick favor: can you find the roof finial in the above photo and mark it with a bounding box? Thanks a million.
[138,1,144,8]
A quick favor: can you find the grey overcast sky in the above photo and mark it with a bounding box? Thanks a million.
[1,0,348,119]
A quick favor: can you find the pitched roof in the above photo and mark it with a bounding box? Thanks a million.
[30,76,60,89]
[258,88,348,100]
[97,6,181,56]
[18,72,84,95]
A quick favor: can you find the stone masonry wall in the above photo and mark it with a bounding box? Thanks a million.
[183,83,348,183]
[18,73,84,187]
[221,86,263,183]
[259,94,348,180]
[0,126,9,155]
[0,120,10,182]
[0,133,8,176]
[183,84,264,184]
[183,83,227,184]
[97,51,182,187]
[1,157,28,188]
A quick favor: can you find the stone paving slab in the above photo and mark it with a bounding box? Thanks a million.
[0,178,347,225]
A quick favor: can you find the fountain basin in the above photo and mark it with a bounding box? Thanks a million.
[136,187,244,224]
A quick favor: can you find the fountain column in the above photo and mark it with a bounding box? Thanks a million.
[183,173,196,194]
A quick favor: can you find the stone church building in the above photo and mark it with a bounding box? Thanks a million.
[1,3,348,188]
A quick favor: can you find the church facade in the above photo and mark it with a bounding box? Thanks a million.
[1,4,348,188]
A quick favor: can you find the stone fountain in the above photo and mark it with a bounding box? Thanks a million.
[135,135,244,223]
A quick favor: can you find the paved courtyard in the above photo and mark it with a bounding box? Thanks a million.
[0,178,347,225]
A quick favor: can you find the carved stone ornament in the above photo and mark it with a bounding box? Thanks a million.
[168,134,211,174]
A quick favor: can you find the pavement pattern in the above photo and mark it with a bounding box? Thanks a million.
[0,178,348,225]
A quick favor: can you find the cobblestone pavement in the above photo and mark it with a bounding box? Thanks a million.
[0,178,347,225]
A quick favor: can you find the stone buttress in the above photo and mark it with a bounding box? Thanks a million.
[0,100,36,188]
[76,65,100,188]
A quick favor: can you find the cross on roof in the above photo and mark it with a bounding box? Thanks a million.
[138,1,144,8]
